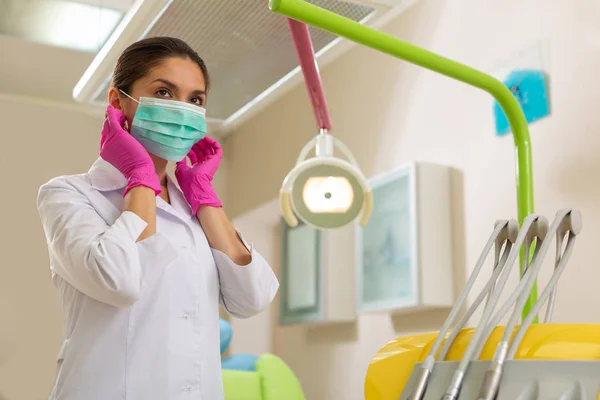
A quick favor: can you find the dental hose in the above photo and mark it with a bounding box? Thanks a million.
[468,218,548,361]
[542,212,580,323]
[476,210,581,400]
[470,221,561,362]
[441,214,548,400]
[436,241,513,361]
[506,230,578,358]
[405,220,518,400]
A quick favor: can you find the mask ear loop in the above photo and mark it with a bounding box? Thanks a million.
[119,89,140,104]
[117,90,139,131]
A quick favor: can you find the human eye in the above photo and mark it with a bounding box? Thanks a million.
[155,88,172,98]
[190,96,205,107]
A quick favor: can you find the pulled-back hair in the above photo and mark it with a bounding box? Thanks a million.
[112,37,210,94]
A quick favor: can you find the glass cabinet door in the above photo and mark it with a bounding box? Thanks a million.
[280,220,322,325]
[357,166,417,312]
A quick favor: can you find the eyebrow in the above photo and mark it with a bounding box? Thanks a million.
[150,78,206,96]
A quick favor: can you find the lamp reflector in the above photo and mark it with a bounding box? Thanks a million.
[302,176,354,214]
[291,164,364,229]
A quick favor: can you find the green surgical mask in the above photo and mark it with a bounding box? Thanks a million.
[120,90,207,161]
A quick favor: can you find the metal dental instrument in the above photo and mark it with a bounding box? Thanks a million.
[441,215,548,400]
[405,220,518,400]
[469,216,550,360]
[436,223,518,362]
[476,210,582,400]
[507,211,581,358]
[540,210,581,324]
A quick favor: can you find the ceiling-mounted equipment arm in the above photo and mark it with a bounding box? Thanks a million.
[270,0,537,321]
[287,18,332,132]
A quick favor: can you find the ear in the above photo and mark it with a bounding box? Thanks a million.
[107,87,122,110]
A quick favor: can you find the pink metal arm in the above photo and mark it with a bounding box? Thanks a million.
[287,18,332,131]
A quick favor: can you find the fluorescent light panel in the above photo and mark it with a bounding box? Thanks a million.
[0,0,123,52]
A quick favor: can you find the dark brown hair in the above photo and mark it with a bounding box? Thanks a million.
[112,37,210,94]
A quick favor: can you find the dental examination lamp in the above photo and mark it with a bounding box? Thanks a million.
[270,0,538,319]
[280,18,373,229]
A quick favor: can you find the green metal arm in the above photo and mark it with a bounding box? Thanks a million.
[269,0,538,322]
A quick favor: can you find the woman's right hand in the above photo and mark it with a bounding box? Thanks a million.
[100,105,161,196]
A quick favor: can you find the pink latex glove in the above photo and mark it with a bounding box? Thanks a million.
[175,137,223,213]
[100,105,161,196]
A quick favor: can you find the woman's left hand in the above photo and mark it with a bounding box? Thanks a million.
[175,137,223,213]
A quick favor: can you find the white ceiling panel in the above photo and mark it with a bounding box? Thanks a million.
[0,0,136,52]
[88,0,379,121]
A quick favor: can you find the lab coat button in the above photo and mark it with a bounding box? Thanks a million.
[181,313,189,320]
[184,385,192,392]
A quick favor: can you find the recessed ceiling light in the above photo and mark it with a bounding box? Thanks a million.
[0,0,123,52]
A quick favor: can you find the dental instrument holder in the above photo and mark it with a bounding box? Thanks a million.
[405,220,519,400]
[438,215,549,400]
[400,360,600,399]
[400,210,584,400]
[269,0,538,321]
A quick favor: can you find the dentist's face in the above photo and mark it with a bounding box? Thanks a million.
[108,56,207,130]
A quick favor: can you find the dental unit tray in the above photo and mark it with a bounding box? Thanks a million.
[365,324,600,400]
[401,359,600,399]
[362,209,596,400]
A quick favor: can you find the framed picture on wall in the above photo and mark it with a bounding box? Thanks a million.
[279,219,322,325]
[356,164,419,312]
[356,162,455,314]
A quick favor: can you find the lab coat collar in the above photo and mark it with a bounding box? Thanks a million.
[88,157,194,218]
[88,157,127,192]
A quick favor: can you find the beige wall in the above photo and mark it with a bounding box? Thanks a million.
[0,95,227,400]
[0,96,101,400]
[224,0,600,399]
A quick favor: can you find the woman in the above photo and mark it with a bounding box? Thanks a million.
[37,37,279,400]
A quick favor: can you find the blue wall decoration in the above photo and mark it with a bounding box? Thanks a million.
[493,69,550,136]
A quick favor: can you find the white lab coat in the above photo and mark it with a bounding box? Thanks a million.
[37,157,279,400]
